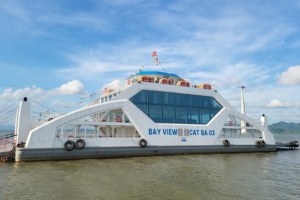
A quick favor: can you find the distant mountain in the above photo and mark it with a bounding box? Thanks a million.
[0,125,15,130]
[269,122,300,133]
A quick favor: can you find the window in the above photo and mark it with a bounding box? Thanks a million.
[176,107,187,123]
[162,92,175,105]
[210,98,222,109]
[187,95,198,107]
[211,109,220,119]
[136,104,148,115]
[130,90,223,124]
[149,91,161,104]
[163,106,175,123]
[200,109,210,124]
[149,105,162,122]
[188,107,199,124]
[175,94,187,106]
[199,96,210,108]
[130,91,148,103]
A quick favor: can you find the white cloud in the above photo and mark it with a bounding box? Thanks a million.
[0,80,86,103]
[209,80,226,88]
[266,99,300,108]
[228,77,240,85]
[277,65,300,85]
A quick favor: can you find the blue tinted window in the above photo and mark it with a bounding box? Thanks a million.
[136,104,148,115]
[163,106,175,123]
[210,108,220,119]
[130,91,148,103]
[149,105,162,122]
[176,107,187,123]
[175,94,187,106]
[130,90,222,124]
[199,96,210,108]
[210,98,222,109]
[162,92,175,105]
[188,108,199,124]
[149,91,161,104]
[200,109,210,124]
[187,95,198,107]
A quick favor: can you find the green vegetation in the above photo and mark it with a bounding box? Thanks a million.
[269,121,300,134]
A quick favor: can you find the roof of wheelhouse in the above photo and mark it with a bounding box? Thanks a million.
[128,71,182,79]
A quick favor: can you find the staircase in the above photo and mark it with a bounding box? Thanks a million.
[99,111,109,122]
[1,146,16,163]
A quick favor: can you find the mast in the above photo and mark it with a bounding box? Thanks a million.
[240,86,246,133]
[240,86,246,114]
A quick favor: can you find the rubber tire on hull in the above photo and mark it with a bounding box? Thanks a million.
[139,139,147,148]
[256,140,262,148]
[64,141,75,151]
[75,139,85,149]
[261,140,266,147]
[223,139,230,147]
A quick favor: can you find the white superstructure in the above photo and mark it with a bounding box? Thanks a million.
[11,71,276,162]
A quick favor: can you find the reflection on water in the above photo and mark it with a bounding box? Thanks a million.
[1,132,300,199]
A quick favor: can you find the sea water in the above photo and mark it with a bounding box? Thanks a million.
[0,131,299,200]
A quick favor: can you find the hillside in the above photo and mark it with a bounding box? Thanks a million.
[269,121,300,133]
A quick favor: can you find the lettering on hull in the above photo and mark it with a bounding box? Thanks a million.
[148,129,215,136]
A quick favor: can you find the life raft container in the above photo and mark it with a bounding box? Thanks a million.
[176,81,190,87]
[138,76,154,83]
[199,84,211,90]
[159,78,172,85]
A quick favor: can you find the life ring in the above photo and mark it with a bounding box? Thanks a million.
[223,139,230,147]
[228,121,233,126]
[75,139,85,149]
[64,141,75,151]
[256,140,262,147]
[115,116,122,122]
[139,139,147,148]
[261,140,266,147]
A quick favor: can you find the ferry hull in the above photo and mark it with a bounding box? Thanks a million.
[15,145,277,162]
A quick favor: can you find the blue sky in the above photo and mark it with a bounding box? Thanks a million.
[1,0,300,124]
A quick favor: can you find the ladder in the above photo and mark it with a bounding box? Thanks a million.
[1,146,16,163]
[99,111,109,122]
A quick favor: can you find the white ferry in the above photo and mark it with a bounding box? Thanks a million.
[1,62,277,162]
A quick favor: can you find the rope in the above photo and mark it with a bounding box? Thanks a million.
[0,100,21,114]
[0,107,18,121]
[28,98,61,114]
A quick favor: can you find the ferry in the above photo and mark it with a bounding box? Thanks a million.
[1,55,277,162]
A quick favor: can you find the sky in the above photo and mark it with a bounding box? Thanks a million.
[1,0,300,126]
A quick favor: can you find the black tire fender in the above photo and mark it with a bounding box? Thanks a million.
[261,140,266,147]
[223,139,230,147]
[256,140,262,147]
[64,140,75,151]
[75,139,85,149]
[139,139,147,148]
